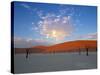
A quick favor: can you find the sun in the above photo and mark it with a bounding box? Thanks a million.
[50,30,62,41]
[45,30,58,40]
[52,30,57,38]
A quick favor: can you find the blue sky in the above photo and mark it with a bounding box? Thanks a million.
[13,2,97,48]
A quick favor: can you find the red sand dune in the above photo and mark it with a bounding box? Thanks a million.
[45,40,97,53]
[32,46,48,50]
[15,40,97,53]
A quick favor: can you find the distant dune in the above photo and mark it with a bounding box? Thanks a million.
[15,40,97,54]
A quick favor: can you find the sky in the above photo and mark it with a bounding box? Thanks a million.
[13,1,97,48]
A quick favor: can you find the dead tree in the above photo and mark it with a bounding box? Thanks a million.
[86,47,89,56]
[26,48,29,59]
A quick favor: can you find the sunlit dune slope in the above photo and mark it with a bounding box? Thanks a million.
[45,40,97,53]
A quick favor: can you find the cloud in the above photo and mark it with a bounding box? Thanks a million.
[30,7,77,44]
[32,22,34,25]
[37,10,44,18]
[78,33,97,40]
[14,37,52,48]
[21,3,31,9]
[86,33,97,39]
[20,3,36,14]
[30,5,81,43]
[36,13,74,42]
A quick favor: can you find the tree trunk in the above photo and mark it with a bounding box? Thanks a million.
[86,48,88,56]
[26,49,29,59]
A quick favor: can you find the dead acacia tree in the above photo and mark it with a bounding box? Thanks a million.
[86,47,89,56]
[85,44,89,56]
[26,48,30,59]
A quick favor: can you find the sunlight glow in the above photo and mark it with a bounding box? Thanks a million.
[52,30,57,37]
